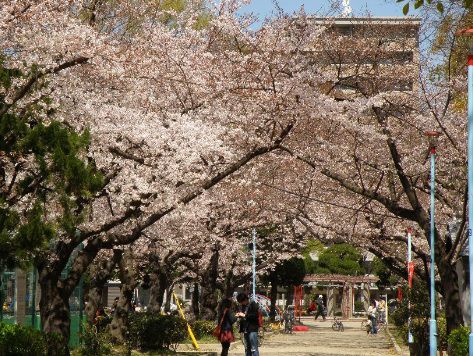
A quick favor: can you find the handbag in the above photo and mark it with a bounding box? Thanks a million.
[213,308,227,339]
[220,329,235,343]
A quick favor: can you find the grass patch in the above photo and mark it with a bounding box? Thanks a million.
[71,344,218,355]
[182,334,218,344]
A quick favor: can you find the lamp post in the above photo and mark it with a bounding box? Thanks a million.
[252,228,257,301]
[456,27,473,356]
[425,130,441,356]
[407,227,414,344]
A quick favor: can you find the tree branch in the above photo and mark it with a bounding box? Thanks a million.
[0,56,89,116]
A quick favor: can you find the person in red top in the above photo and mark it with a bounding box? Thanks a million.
[308,301,316,315]
[217,298,237,356]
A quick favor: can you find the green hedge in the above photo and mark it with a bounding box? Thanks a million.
[448,326,470,356]
[0,323,66,356]
[191,320,216,339]
[77,323,112,356]
[128,312,187,351]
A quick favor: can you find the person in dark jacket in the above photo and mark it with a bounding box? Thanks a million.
[236,292,260,356]
[217,298,237,356]
[314,295,326,321]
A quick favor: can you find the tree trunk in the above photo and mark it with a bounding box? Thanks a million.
[269,275,278,321]
[85,286,103,324]
[39,269,70,354]
[85,250,122,323]
[199,247,219,320]
[438,258,463,333]
[109,252,137,343]
[223,268,234,298]
[199,284,218,320]
[191,282,200,319]
[419,210,463,334]
[148,270,168,313]
[109,284,134,343]
[164,284,175,313]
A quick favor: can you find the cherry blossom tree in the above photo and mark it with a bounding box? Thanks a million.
[248,13,471,333]
[1,0,343,346]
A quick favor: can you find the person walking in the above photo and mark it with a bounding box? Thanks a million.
[217,298,237,356]
[314,295,326,321]
[377,299,386,324]
[236,292,260,356]
[367,300,378,335]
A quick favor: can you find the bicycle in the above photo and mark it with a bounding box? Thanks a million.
[283,306,295,334]
[283,317,294,334]
[332,317,344,332]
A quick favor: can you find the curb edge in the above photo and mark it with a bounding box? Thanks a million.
[386,326,403,355]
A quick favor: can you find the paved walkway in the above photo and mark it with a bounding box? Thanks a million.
[180,318,398,355]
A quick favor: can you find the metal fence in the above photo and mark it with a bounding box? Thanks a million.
[0,268,84,349]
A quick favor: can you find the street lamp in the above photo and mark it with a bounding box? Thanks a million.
[252,228,257,301]
[425,130,441,356]
[407,227,414,345]
[456,27,473,356]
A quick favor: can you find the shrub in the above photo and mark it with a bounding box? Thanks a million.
[390,281,450,355]
[0,323,66,356]
[77,323,112,356]
[45,332,68,356]
[437,316,448,351]
[0,323,46,355]
[448,326,470,356]
[128,312,187,351]
[192,320,216,340]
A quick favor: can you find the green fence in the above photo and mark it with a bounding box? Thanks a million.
[0,267,85,349]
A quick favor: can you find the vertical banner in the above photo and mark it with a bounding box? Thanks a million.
[408,262,414,288]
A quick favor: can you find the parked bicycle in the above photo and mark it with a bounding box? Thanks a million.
[332,317,344,332]
[283,305,295,334]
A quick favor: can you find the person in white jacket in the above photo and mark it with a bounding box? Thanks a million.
[367,301,378,335]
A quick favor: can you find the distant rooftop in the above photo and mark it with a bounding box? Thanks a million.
[304,274,379,283]
[308,17,421,26]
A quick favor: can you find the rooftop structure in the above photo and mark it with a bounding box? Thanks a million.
[304,17,421,98]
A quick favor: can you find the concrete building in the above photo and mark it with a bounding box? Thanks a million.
[306,17,421,99]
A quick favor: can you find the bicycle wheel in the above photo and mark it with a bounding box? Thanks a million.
[340,323,344,332]
[360,320,367,331]
[332,323,339,331]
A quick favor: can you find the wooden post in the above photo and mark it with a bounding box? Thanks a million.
[327,286,334,317]
[348,283,354,319]
[362,281,370,313]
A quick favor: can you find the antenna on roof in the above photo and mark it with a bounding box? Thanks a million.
[342,0,352,17]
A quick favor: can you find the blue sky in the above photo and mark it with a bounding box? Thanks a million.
[240,0,412,18]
